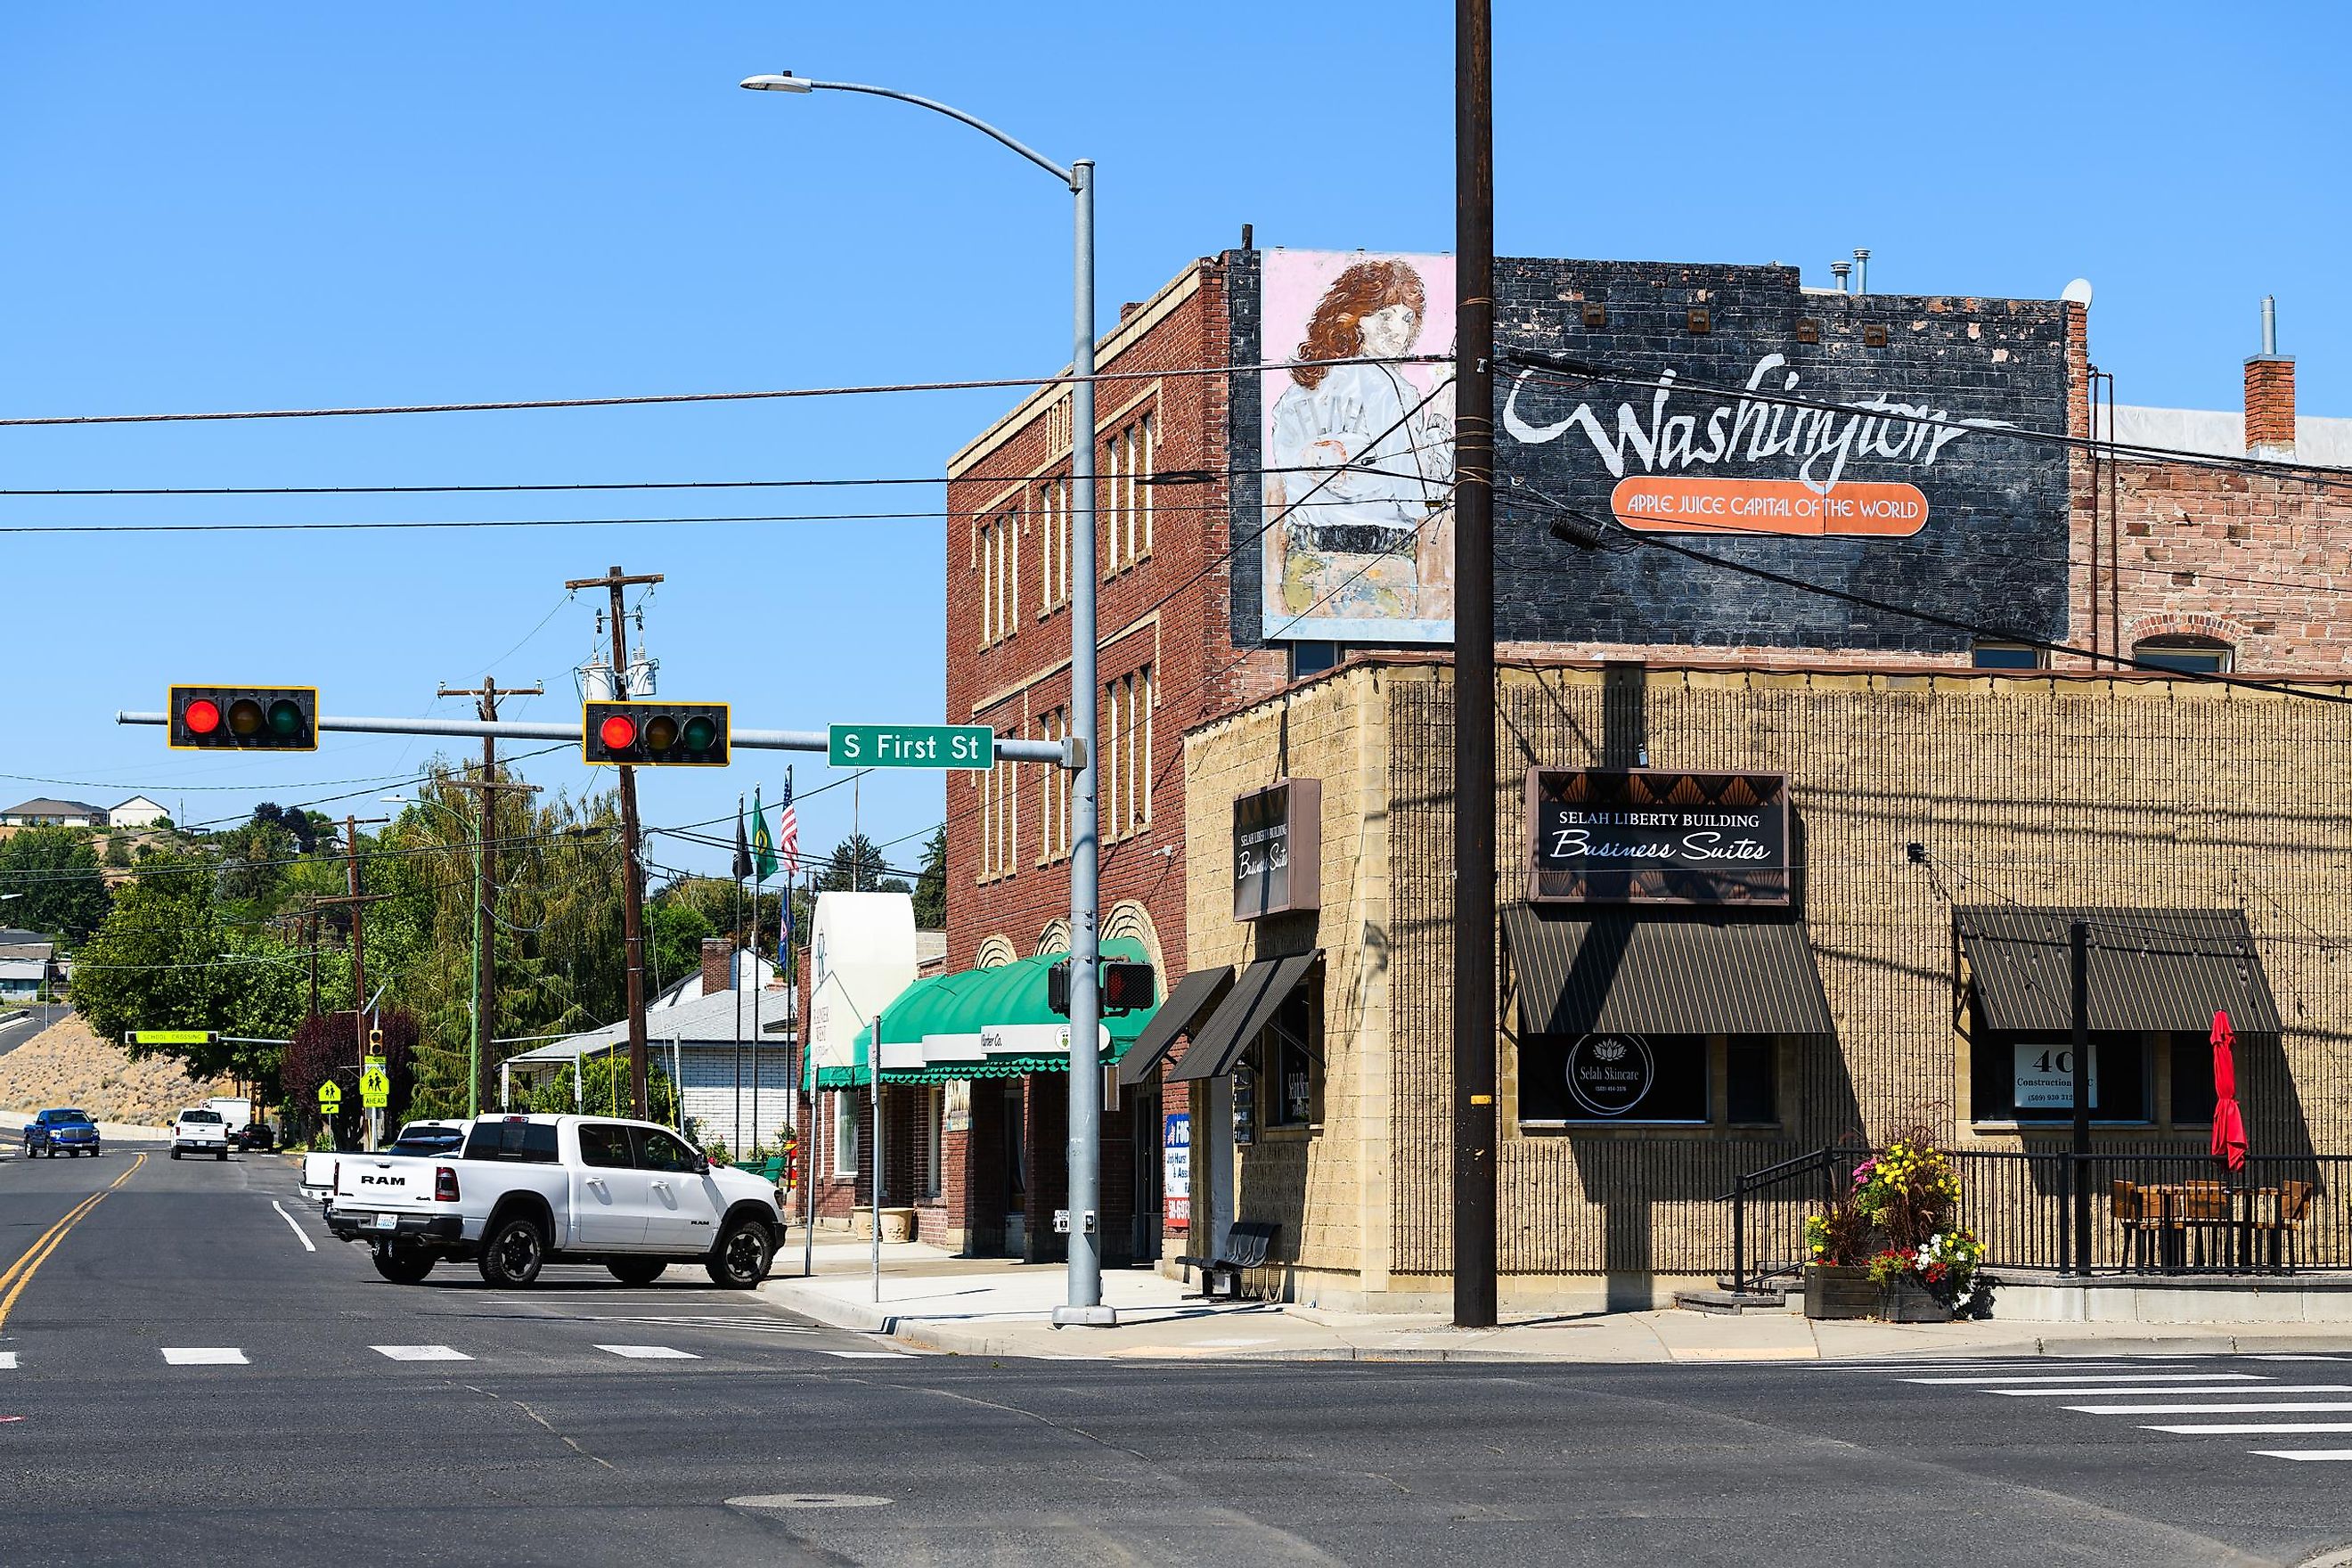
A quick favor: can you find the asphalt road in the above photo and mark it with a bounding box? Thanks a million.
[0,1002,65,1059]
[3,1146,2351,1567]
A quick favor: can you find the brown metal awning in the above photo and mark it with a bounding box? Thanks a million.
[1171,951,1321,1082]
[1501,905,1835,1036]
[1117,966,1235,1086]
[1954,907,2280,1034]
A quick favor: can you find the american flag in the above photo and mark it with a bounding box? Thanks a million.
[774,772,799,877]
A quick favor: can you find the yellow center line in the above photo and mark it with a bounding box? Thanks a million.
[0,1151,146,1330]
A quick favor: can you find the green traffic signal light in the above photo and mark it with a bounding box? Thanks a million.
[267,698,304,738]
[682,715,717,751]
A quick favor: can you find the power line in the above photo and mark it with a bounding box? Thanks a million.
[0,354,1444,432]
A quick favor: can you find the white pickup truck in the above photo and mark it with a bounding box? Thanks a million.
[324,1114,784,1289]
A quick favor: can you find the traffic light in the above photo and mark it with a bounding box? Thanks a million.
[1049,959,1156,1017]
[580,700,730,767]
[167,686,316,751]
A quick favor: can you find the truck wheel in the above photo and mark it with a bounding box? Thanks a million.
[705,1215,773,1289]
[478,1215,547,1287]
[607,1259,667,1287]
[215,1149,227,1162]
[169,1148,181,1160]
[372,1244,436,1285]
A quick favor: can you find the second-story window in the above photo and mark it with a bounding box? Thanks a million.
[1101,410,1156,575]
[1100,665,1153,840]
[977,756,1018,880]
[1039,477,1072,613]
[1036,707,1071,862]
[977,505,1019,648]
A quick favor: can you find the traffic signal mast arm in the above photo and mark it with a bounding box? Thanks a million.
[118,709,1070,764]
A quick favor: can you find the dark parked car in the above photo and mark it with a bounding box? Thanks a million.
[231,1122,277,1152]
[22,1107,101,1158]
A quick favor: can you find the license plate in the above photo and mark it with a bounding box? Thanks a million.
[374,1213,397,1231]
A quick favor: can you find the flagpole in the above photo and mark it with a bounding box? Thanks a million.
[733,794,746,1155]
[751,783,764,1159]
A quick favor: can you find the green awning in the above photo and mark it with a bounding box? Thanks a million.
[807,938,1156,1090]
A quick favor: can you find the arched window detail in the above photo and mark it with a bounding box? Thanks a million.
[2132,634,2234,674]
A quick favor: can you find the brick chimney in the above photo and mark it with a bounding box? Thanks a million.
[2244,295,2296,455]
[700,936,735,996]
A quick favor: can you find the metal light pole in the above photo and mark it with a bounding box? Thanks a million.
[741,72,1112,1325]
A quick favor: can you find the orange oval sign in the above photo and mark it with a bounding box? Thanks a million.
[1609,477,1930,537]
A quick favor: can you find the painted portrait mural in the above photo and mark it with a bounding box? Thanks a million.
[1259,249,1458,643]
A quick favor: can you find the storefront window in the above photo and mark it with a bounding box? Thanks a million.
[832,1090,859,1176]
[1726,1038,1778,1124]
[1515,1033,1784,1127]
[1969,1031,2154,1123]
[1258,986,1319,1129]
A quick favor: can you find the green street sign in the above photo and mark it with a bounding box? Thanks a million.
[829,723,993,771]
[317,1082,342,1112]
[125,1030,219,1048]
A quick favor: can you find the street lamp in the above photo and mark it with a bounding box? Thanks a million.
[741,70,1113,1327]
[384,793,486,1118]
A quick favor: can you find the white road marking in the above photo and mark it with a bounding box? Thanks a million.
[371,1345,473,1362]
[596,1344,698,1360]
[2252,1354,2352,1362]
[2075,1401,2352,1416]
[1905,1372,2265,1386]
[2254,1450,2352,1460]
[270,1200,317,1252]
[0,1352,16,1370]
[161,1348,248,1366]
[1997,1384,2352,1398]
[824,1350,917,1360]
[2145,1422,2352,1434]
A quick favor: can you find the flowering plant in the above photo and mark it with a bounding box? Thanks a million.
[1808,1131,1992,1316]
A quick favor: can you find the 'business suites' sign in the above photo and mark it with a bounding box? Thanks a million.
[1234,779,1322,920]
[1527,768,1791,907]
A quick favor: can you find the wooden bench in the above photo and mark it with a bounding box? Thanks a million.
[1195,1221,1280,1302]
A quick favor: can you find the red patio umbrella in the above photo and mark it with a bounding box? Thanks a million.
[2210,1009,2248,1172]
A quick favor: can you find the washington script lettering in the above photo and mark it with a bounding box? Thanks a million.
[1501,354,2013,495]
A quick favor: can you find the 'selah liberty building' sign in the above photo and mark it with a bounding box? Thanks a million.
[1526,768,1791,906]
[1233,779,1321,920]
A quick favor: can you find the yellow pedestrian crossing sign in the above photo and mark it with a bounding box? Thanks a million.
[359,1064,390,1109]
[317,1081,342,1113]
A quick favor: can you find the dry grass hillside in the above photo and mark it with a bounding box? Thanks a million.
[0,1015,235,1128]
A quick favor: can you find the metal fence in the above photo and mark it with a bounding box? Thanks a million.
[1727,1148,2352,1292]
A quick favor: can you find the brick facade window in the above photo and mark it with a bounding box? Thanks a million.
[2133,634,2234,674]
[977,756,1019,880]
[1102,410,1155,575]
[1035,706,1071,862]
[1038,476,1072,615]
[976,504,1019,648]
[1101,664,1154,841]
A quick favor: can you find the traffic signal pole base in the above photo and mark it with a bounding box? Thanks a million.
[1051,1304,1119,1328]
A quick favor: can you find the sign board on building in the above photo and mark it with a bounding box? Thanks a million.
[1233,253,2072,653]
[2013,1042,2098,1111]
[1233,778,1321,920]
[1526,767,1792,906]
[1163,1111,1190,1233]
[943,1080,971,1135]
[827,723,992,771]
[1564,1033,1656,1117]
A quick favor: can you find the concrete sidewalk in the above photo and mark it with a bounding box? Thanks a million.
[756,1237,2352,1363]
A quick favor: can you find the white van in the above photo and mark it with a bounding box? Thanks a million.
[204,1097,254,1136]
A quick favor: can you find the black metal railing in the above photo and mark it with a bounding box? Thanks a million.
[1729,1147,2352,1280]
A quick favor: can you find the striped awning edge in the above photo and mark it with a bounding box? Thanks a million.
[1953,906,2281,1035]
[1500,905,1835,1037]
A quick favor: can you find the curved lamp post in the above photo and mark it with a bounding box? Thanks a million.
[741,73,1111,1327]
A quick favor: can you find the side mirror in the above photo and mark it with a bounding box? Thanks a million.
[694,1153,712,1176]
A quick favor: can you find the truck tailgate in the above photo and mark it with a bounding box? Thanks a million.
[331,1155,445,1215]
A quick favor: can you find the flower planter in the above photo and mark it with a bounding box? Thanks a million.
[1804,1265,1880,1320]
[1878,1277,1954,1323]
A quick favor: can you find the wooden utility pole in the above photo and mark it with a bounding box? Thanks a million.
[1451,0,1499,1329]
[564,565,664,1118]
[439,676,543,1116]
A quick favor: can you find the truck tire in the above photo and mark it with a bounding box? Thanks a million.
[705,1213,774,1289]
[607,1259,667,1287]
[169,1148,181,1160]
[372,1244,436,1285]
[478,1213,548,1287]
[215,1149,227,1162]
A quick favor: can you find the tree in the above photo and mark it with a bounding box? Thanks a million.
[285,1007,419,1143]
[815,834,911,896]
[912,825,947,927]
[0,825,112,943]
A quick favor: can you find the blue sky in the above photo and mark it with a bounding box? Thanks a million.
[4,4,2343,876]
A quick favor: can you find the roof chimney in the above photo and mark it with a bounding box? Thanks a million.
[700,935,735,996]
[2244,295,2296,456]
[1829,260,1851,293]
[1852,248,1871,296]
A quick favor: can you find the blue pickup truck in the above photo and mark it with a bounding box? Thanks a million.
[21,1107,101,1158]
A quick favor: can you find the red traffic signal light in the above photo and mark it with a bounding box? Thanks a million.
[581,701,730,767]
[1048,960,1156,1017]
[168,686,316,751]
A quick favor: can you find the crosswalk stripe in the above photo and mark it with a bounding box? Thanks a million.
[161,1348,247,1366]
[2145,1422,2352,1434]
[2075,1401,2352,1416]
[823,1350,917,1360]
[1905,1372,2264,1386]
[371,1345,473,1362]
[1997,1384,2352,1398]
[0,1352,16,1370]
[2252,1450,2352,1460]
[2251,1354,2352,1362]
[596,1344,698,1360]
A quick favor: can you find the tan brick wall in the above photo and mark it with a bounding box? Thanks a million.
[1188,655,2352,1302]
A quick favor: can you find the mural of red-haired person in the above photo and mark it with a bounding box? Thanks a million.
[1263,252,1457,639]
